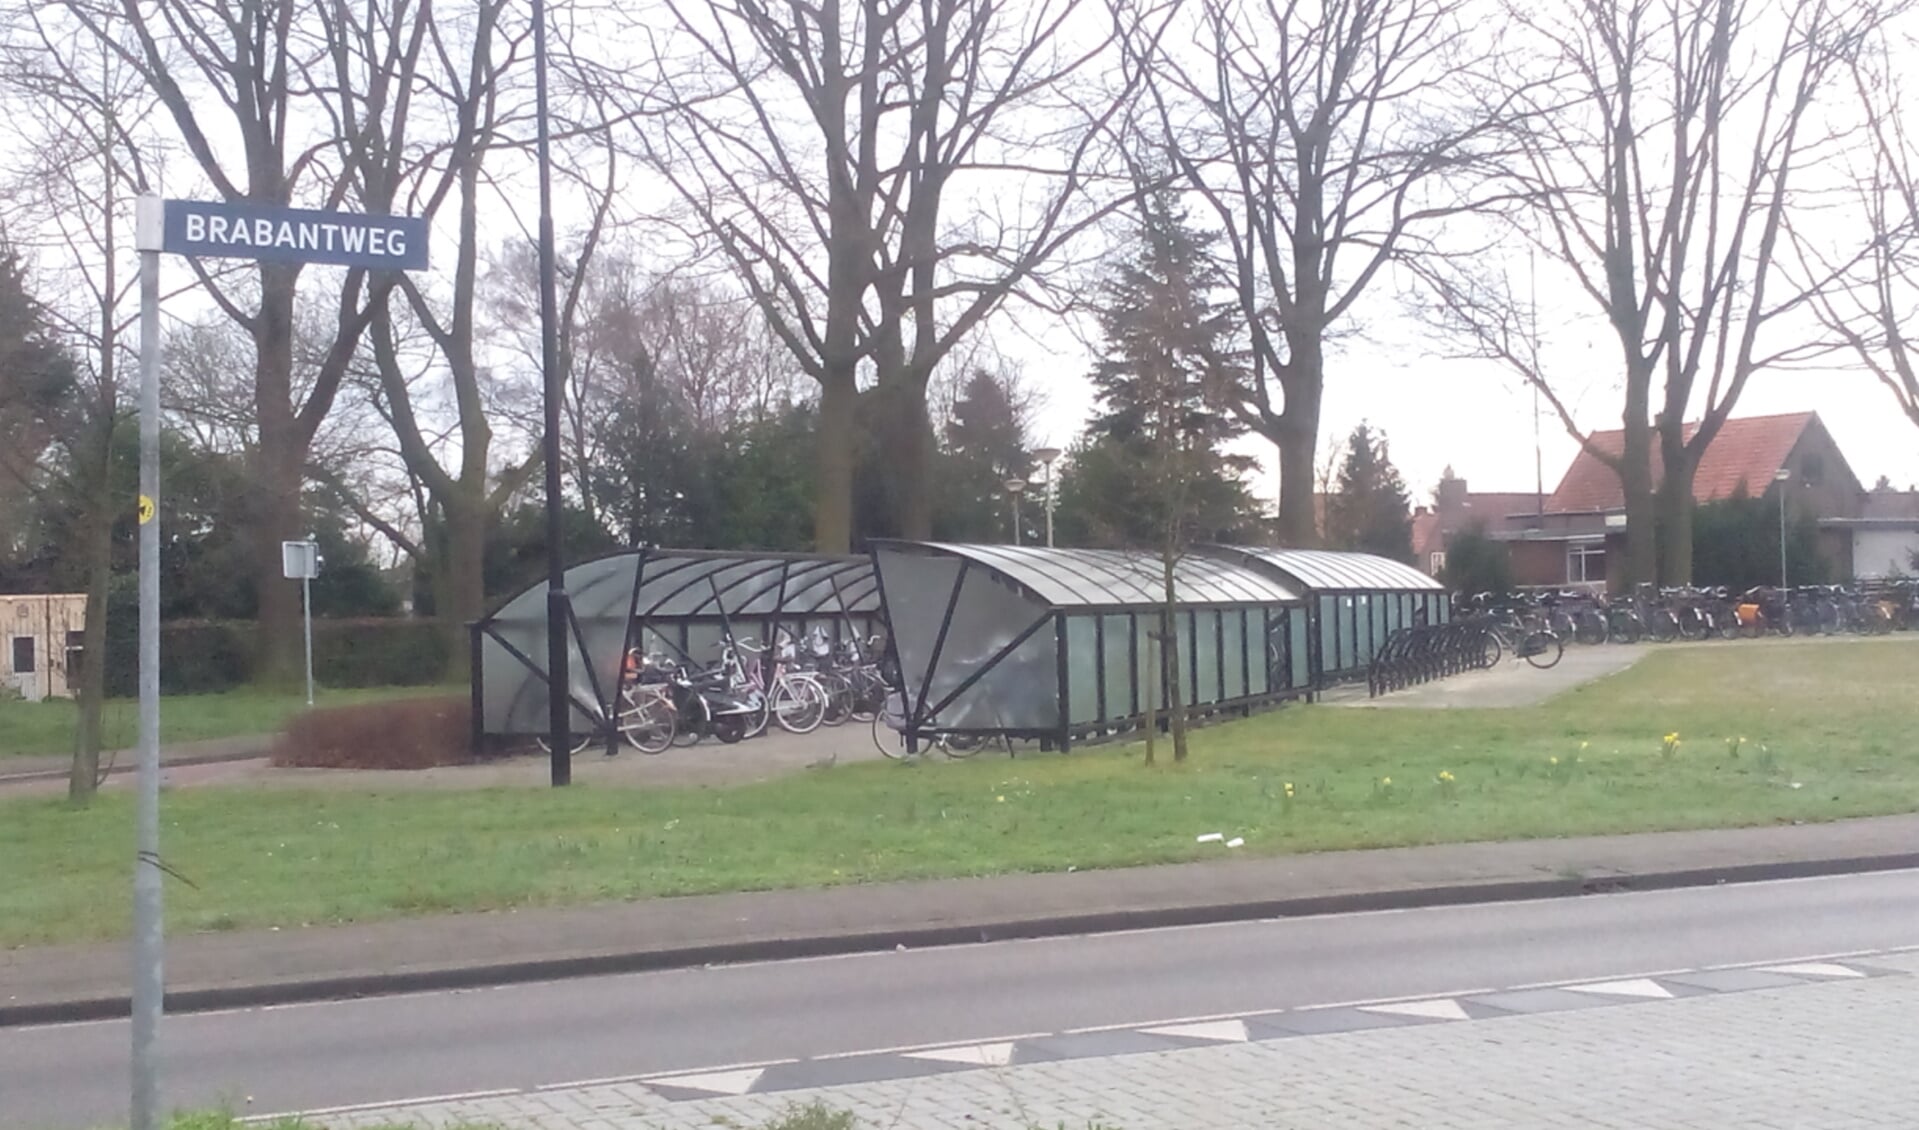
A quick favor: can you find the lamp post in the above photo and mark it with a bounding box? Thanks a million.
[1775,468,1792,591]
[534,0,570,786]
[1034,447,1062,548]
[1004,477,1027,545]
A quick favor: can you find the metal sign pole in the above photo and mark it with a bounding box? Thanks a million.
[303,538,315,707]
[131,195,165,1130]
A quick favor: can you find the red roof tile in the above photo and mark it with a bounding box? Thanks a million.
[1546,412,1816,513]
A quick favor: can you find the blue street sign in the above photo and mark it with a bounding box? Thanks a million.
[161,200,428,271]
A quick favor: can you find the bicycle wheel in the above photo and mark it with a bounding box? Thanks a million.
[619,692,676,754]
[939,732,992,759]
[815,672,854,726]
[536,731,592,757]
[772,678,826,734]
[849,678,883,724]
[670,691,709,746]
[872,695,910,760]
[1522,631,1564,669]
[1677,610,1709,641]
[1574,615,1607,646]
[1478,631,1502,668]
[1610,615,1641,645]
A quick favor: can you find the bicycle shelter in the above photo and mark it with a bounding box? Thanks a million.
[870,542,1449,752]
[1200,546,1450,684]
[870,542,1313,752]
[472,550,880,748]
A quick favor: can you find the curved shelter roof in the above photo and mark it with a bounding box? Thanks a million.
[885,542,1305,607]
[1207,545,1444,592]
[481,550,878,626]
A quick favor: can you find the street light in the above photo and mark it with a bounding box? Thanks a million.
[1775,467,1793,591]
[1033,447,1063,547]
[1004,477,1027,545]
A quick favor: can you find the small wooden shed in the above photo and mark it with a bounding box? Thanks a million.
[0,593,88,701]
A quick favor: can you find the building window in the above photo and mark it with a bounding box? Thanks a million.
[1567,542,1607,584]
[1800,453,1825,487]
[1429,551,1447,575]
[11,636,35,674]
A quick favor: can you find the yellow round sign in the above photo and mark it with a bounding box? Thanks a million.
[137,495,155,525]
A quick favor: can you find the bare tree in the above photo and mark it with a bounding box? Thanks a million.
[46,0,400,685]
[633,0,1138,550]
[319,0,554,672]
[0,4,159,799]
[1806,41,1919,433]
[1128,0,1519,549]
[1428,0,1887,584]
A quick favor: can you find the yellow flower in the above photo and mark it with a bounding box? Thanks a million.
[1580,741,1589,751]
[1381,777,1392,786]
[996,795,1006,803]
[1550,756,1559,765]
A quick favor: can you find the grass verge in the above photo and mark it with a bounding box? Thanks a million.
[6,638,1917,948]
[0,686,442,759]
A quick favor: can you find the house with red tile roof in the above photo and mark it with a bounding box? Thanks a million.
[1410,468,1542,578]
[1493,412,1867,590]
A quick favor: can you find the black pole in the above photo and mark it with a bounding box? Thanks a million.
[534,0,569,786]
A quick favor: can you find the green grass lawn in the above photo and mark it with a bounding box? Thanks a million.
[7,637,1918,949]
[0,685,450,758]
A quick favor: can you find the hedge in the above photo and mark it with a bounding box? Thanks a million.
[104,616,453,696]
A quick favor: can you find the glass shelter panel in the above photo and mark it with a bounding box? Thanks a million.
[1319,596,1339,676]
[1066,615,1102,725]
[1101,614,1133,722]
[873,552,965,701]
[920,566,1049,723]
[1291,609,1311,689]
[1221,610,1245,700]
[1194,610,1221,705]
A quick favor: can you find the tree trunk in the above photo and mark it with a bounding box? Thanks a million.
[1617,411,1657,590]
[251,266,304,688]
[1162,550,1188,763]
[68,420,115,803]
[885,384,935,541]
[1275,431,1319,547]
[814,368,858,553]
[1272,350,1325,548]
[1656,456,1697,587]
[438,496,488,683]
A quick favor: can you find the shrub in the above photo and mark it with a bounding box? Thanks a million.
[312,619,450,687]
[105,618,253,697]
[105,617,452,696]
[272,695,471,770]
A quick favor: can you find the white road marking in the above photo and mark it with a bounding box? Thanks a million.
[1362,998,1471,1022]
[1140,1019,1250,1043]
[1561,979,1675,1000]
[1762,962,1867,979]
[903,1041,1019,1066]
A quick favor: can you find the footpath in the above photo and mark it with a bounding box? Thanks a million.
[0,735,271,785]
[7,810,1919,1027]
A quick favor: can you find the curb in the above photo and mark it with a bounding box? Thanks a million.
[8,849,1919,1028]
[0,747,269,786]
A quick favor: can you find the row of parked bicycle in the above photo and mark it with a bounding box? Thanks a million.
[534,627,899,756]
[1453,581,1919,647]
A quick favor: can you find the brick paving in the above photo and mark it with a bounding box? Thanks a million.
[318,951,1919,1130]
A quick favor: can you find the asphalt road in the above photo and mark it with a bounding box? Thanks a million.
[11,869,1919,1129]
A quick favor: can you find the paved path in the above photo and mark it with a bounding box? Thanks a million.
[310,948,1919,1130]
[1320,643,1651,709]
[0,723,901,798]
